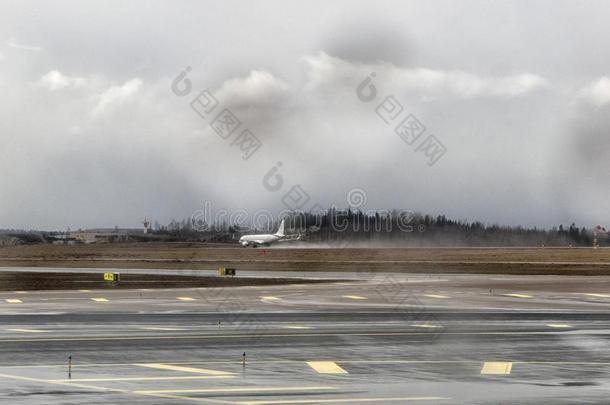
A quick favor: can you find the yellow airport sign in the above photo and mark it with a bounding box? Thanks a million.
[218,267,236,277]
[103,272,120,282]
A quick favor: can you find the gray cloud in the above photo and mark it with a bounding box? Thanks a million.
[1,0,609,230]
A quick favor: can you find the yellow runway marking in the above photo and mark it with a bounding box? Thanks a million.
[176,297,196,301]
[141,327,186,331]
[5,299,22,304]
[283,325,312,329]
[481,362,512,375]
[307,361,348,374]
[14,291,27,294]
[585,293,610,298]
[342,295,367,300]
[52,375,233,382]
[547,324,572,328]
[136,386,335,395]
[503,294,532,299]
[423,294,449,299]
[78,290,92,293]
[6,329,48,333]
[91,298,108,302]
[133,363,234,375]
[239,397,449,405]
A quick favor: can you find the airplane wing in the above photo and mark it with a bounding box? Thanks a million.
[278,234,301,242]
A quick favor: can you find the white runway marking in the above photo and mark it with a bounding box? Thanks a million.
[141,327,186,331]
[238,397,449,405]
[133,363,233,375]
[53,375,233,382]
[5,299,22,304]
[503,293,532,299]
[260,296,281,303]
[412,324,443,329]
[5,329,48,333]
[585,293,610,298]
[136,386,335,395]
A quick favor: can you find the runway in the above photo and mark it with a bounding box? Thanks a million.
[2,270,610,404]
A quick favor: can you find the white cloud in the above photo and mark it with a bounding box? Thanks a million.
[7,38,42,52]
[37,70,87,91]
[214,70,290,108]
[303,52,548,99]
[402,69,548,98]
[90,78,142,117]
[578,77,610,107]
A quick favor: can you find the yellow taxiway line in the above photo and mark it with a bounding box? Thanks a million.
[342,295,367,300]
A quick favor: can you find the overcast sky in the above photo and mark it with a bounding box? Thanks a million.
[1,0,609,230]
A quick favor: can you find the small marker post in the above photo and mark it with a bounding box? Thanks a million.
[68,355,72,379]
[242,352,246,367]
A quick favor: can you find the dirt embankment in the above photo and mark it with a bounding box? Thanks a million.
[2,243,610,275]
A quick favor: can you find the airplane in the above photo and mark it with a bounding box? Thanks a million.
[238,219,300,247]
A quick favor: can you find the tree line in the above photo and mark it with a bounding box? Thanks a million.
[150,209,599,247]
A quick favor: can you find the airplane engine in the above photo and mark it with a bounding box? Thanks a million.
[240,241,249,247]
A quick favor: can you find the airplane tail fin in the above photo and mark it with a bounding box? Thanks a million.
[274,219,285,237]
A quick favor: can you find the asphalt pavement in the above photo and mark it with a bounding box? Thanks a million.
[1,269,610,404]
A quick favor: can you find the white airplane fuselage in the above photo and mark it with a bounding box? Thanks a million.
[238,219,291,247]
[238,233,280,247]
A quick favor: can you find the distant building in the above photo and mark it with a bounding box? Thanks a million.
[70,231,131,244]
[143,218,151,234]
